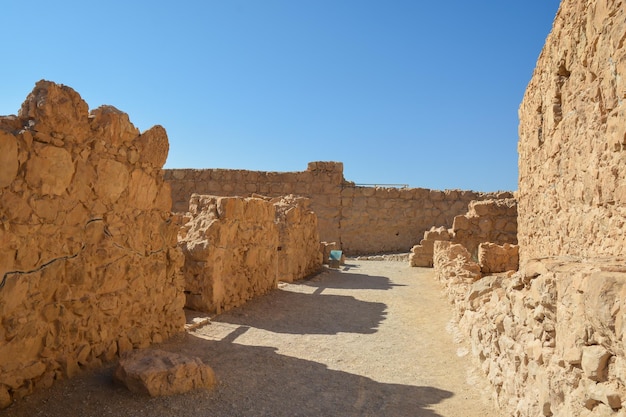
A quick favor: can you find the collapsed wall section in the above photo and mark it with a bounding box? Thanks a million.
[0,81,185,406]
[410,198,518,270]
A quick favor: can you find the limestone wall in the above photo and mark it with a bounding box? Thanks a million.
[517,0,626,265]
[410,198,518,268]
[165,165,511,255]
[438,0,626,415]
[0,81,185,407]
[178,194,322,314]
[273,195,323,283]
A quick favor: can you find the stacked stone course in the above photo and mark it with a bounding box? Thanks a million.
[178,194,322,314]
[0,81,185,407]
[434,0,626,415]
[165,167,511,255]
[410,198,518,272]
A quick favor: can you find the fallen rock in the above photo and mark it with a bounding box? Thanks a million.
[114,349,216,397]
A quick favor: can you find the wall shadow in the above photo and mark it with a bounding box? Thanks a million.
[215,286,387,335]
[5,335,454,417]
[299,269,406,291]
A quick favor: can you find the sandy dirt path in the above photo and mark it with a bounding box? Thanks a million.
[4,260,498,417]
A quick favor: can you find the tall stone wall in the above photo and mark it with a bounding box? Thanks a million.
[441,0,626,415]
[0,81,185,407]
[517,0,626,265]
[165,165,512,255]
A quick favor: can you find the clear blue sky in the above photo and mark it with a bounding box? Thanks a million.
[1,1,560,191]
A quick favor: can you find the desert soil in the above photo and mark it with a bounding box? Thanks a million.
[4,260,498,417]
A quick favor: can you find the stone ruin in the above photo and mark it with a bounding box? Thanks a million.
[2,1,625,413]
[0,81,185,406]
[178,193,322,314]
[430,0,626,415]
[410,198,518,274]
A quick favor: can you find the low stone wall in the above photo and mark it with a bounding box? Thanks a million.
[410,198,518,268]
[0,81,185,407]
[165,166,512,255]
[178,194,322,314]
[448,257,626,416]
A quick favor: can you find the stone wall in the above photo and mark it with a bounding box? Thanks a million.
[273,195,323,283]
[0,81,185,407]
[410,198,518,268]
[438,0,626,415]
[517,0,626,265]
[178,194,322,314]
[165,165,512,255]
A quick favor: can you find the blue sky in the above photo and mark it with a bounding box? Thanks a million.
[1,1,560,191]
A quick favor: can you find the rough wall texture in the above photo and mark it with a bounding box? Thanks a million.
[273,195,323,283]
[517,0,626,265]
[178,194,322,314]
[165,164,512,255]
[410,198,518,268]
[0,81,185,406]
[445,0,626,415]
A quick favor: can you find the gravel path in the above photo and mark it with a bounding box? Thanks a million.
[5,260,498,417]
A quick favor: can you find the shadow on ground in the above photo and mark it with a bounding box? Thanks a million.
[215,269,414,335]
[5,334,454,417]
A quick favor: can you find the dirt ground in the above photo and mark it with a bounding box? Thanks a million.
[4,260,498,417]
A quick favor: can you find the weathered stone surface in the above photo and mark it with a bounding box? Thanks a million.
[410,199,517,268]
[165,166,512,255]
[114,349,215,397]
[517,0,626,264]
[272,195,323,282]
[478,242,519,274]
[179,194,321,313]
[0,80,185,407]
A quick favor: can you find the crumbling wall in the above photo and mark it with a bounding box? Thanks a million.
[165,162,343,246]
[441,0,626,415]
[178,194,322,314]
[410,198,518,269]
[178,195,279,314]
[517,0,626,265]
[272,195,323,283]
[0,81,185,407]
[166,166,511,255]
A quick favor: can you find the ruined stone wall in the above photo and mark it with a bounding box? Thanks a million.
[178,194,322,314]
[439,0,626,415]
[0,81,185,407]
[166,165,511,255]
[178,195,279,314]
[517,0,626,265]
[410,198,518,268]
[165,161,343,247]
[273,195,323,283]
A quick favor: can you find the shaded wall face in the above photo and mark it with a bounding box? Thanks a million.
[0,81,185,404]
[166,165,512,255]
[517,0,626,265]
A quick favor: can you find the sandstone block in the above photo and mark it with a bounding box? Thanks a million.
[114,349,216,397]
[582,345,611,382]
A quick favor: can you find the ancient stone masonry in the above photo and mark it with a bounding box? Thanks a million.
[165,165,511,255]
[435,0,626,415]
[178,194,322,314]
[0,81,185,407]
[517,0,626,265]
[410,198,518,271]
